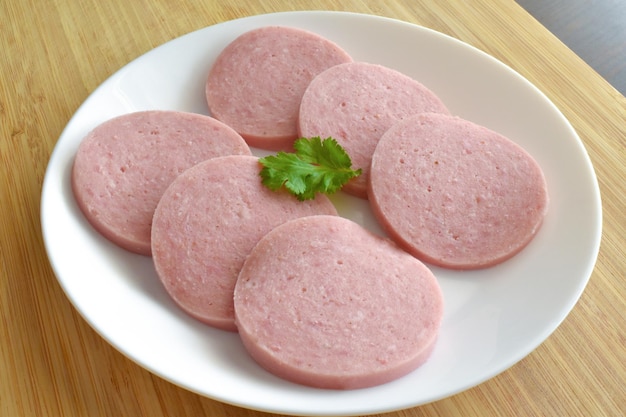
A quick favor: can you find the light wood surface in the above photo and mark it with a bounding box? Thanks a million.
[1,1,624,416]
[516,0,626,95]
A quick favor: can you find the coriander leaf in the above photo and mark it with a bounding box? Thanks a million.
[258,137,362,201]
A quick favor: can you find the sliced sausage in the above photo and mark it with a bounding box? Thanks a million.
[206,26,353,151]
[368,112,549,269]
[234,215,444,389]
[151,155,338,332]
[298,62,450,198]
[71,110,251,255]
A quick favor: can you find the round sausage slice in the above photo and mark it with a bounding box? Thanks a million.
[151,155,338,332]
[369,113,549,269]
[298,62,450,199]
[71,110,251,255]
[206,26,353,151]
[234,215,444,389]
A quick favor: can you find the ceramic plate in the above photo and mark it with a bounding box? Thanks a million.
[41,11,602,416]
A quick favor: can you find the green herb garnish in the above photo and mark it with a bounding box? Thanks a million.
[259,137,362,201]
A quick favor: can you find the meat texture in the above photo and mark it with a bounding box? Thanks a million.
[369,112,549,269]
[206,26,353,151]
[71,110,251,255]
[234,215,444,389]
[298,62,449,198]
[151,155,338,331]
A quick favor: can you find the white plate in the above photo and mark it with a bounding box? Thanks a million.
[41,11,602,416]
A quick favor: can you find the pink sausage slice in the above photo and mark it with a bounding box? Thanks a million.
[298,62,450,199]
[71,110,251,255]
[234,215,444,389]
[151,155,338,332]
[206,26,352,151]
[369,113,549,269]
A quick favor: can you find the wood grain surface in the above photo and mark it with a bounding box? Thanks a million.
[1,1,624,416]
[516,0,626,95]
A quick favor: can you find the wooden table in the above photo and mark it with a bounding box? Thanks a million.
[516,0,626,95]
[2,1,624,416]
